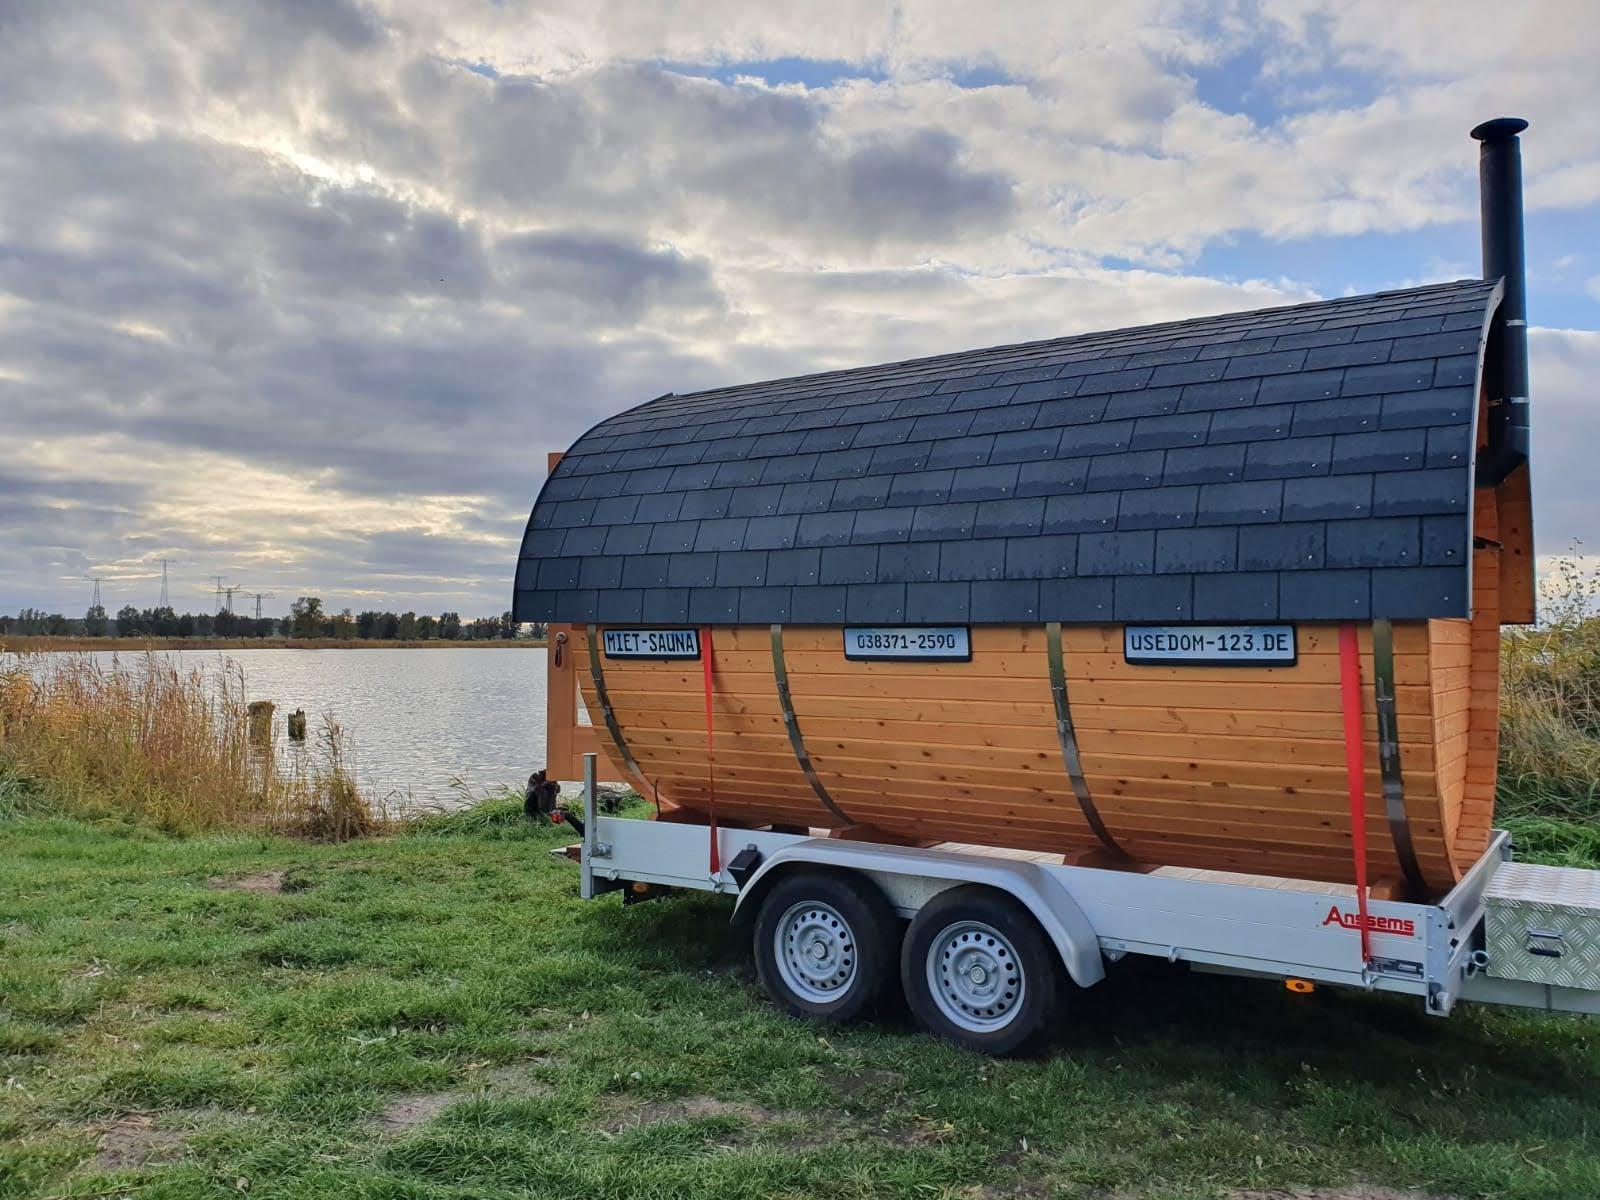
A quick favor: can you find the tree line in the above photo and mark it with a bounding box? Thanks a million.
[0,599,545,642]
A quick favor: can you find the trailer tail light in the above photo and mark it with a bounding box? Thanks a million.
[1285,978,1315,995]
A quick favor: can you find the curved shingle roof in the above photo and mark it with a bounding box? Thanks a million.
[514,277,1500,626]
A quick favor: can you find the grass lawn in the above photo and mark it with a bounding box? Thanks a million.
[4,802,1600,1200]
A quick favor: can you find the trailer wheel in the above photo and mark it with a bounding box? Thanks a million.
[902,886,1058,1056]
[753,870,898,1024]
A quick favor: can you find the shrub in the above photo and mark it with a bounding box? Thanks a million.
[1497,556,1600,809]
[1497,554,1600,857]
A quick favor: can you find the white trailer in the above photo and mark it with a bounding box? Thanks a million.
[559,754,1600,1055]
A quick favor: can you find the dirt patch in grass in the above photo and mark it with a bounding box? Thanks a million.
[824,1068,906,1098]
[878,1116,960,1147]
[92,1112,187,1170]
[380,1092,457,1133]
[468,1060,556,1097]
[378,1060,556,1133]
[210,870,287,894]
[610,1096,783,1132]
[603,1095,893,1154]
[1232,1188,1448,1199]
[611,1083,939,1153]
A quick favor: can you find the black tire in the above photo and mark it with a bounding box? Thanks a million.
[901,885,1059,1056]
[752,869,900,1024]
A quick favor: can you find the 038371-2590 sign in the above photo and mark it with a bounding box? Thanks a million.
[843,627,972,662]
[1123,624,1296,667]
[602,629,701,659]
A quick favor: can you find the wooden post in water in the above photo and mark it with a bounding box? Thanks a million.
[287,709,307,741]
[247,700,275,746]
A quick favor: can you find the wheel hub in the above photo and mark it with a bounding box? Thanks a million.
[927,919,1025,1032]
[774,901,856,1003]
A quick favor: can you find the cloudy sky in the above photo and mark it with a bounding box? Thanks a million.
[3,1,1597,619]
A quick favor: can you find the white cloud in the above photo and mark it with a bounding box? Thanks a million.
[1,1,1596,613]
[1529,327,1600,559]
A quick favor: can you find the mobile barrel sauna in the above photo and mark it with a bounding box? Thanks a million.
[516,120,1535,904]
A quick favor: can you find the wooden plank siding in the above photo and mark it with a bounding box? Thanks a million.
[1456,482,1505,861]
[567,614,1499,896]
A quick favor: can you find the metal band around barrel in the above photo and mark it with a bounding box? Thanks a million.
[1371,619,1426,894]
[770,625,852,826]
[585,624,652,794]
[1046,621,1125,857]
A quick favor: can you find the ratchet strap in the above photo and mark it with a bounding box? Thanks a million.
[1372,619,1426,895]
[770,625,852,827]
[1336,623,1373,964]
[701,626,720,875]
[1045,621,1124,858]
[585,624,652,797]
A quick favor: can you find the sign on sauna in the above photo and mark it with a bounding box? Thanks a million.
[1123,624,1296,666]
[602,629,701,659]
[844,626,972,662]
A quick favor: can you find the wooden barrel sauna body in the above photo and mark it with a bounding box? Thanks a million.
[518,276,1533,900]
[570,614,1498,895]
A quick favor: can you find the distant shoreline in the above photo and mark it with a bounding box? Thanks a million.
[1,636,549,652]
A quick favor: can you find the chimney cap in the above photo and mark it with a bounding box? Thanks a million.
[1471,117,1529,142]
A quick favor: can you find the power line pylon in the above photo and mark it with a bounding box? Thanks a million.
[90,577,103,610]
[212,576,228,614]
[250,591,276,620]
[158,560,170,609]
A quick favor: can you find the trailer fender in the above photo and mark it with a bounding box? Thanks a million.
[732,841,1106,989]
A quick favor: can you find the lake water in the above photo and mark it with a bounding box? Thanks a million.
[74,647,550,809]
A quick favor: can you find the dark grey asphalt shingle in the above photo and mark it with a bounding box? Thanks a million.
[850,507,915,544]
[1195,572,1278,620]
[1043,492,1120,534]
[878,542,941,583]
[1282,474,1373,522]
[561,527,607,556]
[1422,515,1469,566]
[514,278,1499,625]
[911,502,977,542]
[1161,443,1244,486]
[1117,485,1200,529]
[1198,480,1282,526]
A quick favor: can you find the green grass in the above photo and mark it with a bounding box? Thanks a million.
[4,803,1600,1200]
[1497,774,1600,867]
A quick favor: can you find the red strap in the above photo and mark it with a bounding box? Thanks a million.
[1337,623,1373,964]
[701,626,720,875]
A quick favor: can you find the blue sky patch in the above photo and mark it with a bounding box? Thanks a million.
[664,56,887,89]
[1194,215,1600,330]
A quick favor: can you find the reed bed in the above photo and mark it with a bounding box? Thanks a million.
[1495,554,1600,863]
[0,649,377,838]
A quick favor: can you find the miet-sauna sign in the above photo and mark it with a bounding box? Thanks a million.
[602,629,701,660]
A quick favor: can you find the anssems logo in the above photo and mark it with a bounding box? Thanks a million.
[1321,905,1417,938]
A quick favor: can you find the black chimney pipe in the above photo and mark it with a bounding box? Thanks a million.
[1471,116,1530,487]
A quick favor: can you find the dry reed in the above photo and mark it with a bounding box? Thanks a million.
[1497,554,1600,834]
[0,649,378,838]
